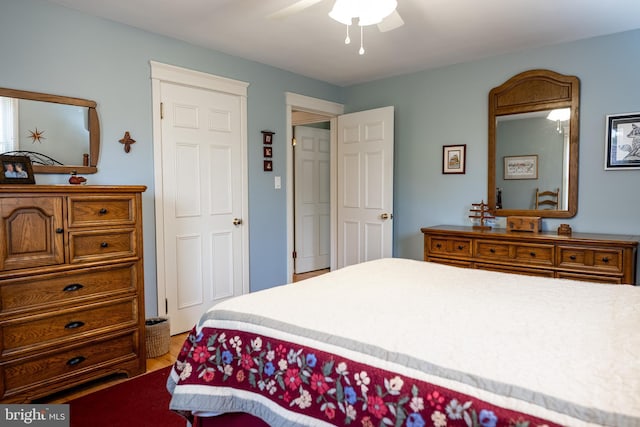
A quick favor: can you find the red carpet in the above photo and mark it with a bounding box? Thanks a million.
[68,366,185,427]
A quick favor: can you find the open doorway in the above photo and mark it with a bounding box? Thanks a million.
[285,93,344,283]
[286,93,395,283]
[292,114,332,279]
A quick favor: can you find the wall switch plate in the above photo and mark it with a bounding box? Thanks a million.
[274,176,281,189]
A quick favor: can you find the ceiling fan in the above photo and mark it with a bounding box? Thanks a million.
[267,0,405,33]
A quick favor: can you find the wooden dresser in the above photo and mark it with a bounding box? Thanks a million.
[421,225,638,285]
[0,185,147,402]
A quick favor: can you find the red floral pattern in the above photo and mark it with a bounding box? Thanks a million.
[172,327,561,427]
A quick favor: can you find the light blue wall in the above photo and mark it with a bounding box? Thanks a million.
[344,30,640,280]
[2,0,639,306]
[0,0,343,315]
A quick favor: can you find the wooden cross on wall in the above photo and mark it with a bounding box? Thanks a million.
[119,131,136,153]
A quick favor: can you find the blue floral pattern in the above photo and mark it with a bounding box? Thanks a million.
[172,327,558,427]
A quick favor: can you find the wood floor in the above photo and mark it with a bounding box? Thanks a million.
[40,332,188,403]
[39,269,329,403]
[293,268,329,282]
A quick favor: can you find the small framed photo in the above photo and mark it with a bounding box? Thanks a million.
[605,112,640,170]
[263,146,272,158]
[442,144,466,174]
[262,131,274,145]
[0,155,35,184]
[264,160,273,172]
[504,155,538,180]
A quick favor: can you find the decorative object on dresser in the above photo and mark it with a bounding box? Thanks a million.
[468,201,494,230]
[506,216,542,232]
[0,185,147,402]
[68,171,87,185]
[421,225,638,284]
[557,223,572,236]
[0,155,35,185]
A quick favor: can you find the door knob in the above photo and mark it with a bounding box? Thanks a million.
[380,213,393,220]
[233,218,243,226]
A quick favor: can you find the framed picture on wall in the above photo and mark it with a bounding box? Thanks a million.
[442,144,466,174]
[605,112,640,170]
[503,155,538,180]
[0,155,35,184]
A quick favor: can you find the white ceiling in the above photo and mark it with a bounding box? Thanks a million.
[45,0,640,86]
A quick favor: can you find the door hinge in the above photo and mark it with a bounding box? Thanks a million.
[292,251,297,259]
[160,102,164,119]
[165,298,168,314]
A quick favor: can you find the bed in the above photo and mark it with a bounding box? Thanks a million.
[167,258,640,426]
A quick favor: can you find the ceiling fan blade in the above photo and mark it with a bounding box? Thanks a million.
[377,9,404,32]
[267,0,325,20]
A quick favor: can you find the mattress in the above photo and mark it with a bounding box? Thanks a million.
[167,258,640,426]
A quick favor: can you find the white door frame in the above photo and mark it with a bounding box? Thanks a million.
[151,61,250,316]
[285,93,344,282]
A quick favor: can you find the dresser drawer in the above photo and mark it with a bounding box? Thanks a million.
[475,240,510,260]
[68,196,137,228]
[428,237,472,257]
[557,246,623,274]
[475,240,553,266]
[1,298,138,356]
[0,332,138,397]
[0,264,136,314]
[69,229,136,263]
[512,243,554,265]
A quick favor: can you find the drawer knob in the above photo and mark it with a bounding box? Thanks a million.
[64,321,85,330]
[602,257,609,263]
[100,242,109,248]
[569,255,577,261]
[489,248,496,253]
[457,245,464,250]
[530,252,536,257]
[99,208,108,215]
[63,283,84,292]
[56,227,64,234]
[66,356,86,367]
[435,243,442,248]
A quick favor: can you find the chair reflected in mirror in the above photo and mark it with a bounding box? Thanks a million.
[535,188,559,210]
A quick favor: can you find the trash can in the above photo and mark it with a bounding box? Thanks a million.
[145,317,170,358]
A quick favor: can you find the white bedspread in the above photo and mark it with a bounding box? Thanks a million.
[183,258,640,426]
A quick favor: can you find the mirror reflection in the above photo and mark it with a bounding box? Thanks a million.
[496,109,570,210]
[1,97,90,165]
[488,69,579,218]
[0,87,100,174]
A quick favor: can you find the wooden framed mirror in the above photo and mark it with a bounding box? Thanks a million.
[0,87,100,174]
[488,69,579,218]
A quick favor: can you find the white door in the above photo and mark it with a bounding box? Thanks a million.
[159,80,246,334]
[294,125,330,273]
[337,106,394,268]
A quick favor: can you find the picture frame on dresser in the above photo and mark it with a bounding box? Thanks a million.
[605,111,640,170]
[0,155,35,184]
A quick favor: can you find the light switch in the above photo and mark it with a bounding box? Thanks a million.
[274,176,281,189]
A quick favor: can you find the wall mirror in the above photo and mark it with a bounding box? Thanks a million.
[488,69,579,218]
[0,87,100,174]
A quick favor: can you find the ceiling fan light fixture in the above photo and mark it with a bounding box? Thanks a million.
[358,0,397,26]
[329,0,397,27]
[546,108,571,122]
